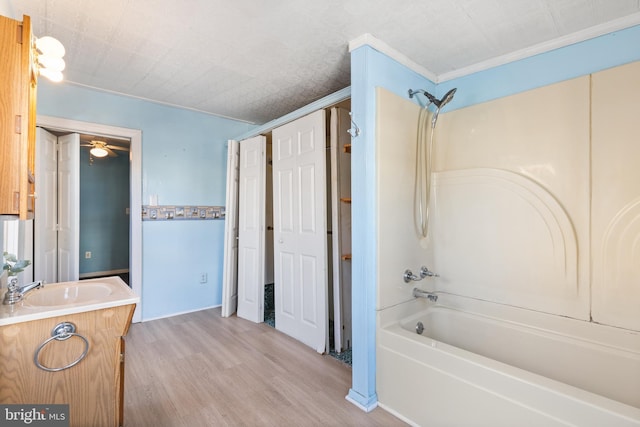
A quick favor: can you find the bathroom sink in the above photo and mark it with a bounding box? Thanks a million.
[1,276,139,327]
[23,282,113,307]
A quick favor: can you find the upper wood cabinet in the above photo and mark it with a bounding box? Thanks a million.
[0,14,36,219]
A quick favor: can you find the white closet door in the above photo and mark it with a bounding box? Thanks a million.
[57,133,80,282]
[35,127,59,284]
[222,139,240,317]
[273,110,328,353]
[237,135,266,323]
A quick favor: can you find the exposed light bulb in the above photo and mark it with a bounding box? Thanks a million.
[35,36,65,57]
[38,68,63,82]
[38,55,65,72]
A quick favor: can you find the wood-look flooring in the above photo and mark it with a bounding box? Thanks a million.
[123,308,406,426]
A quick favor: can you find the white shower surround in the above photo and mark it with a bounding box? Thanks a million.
[374,61,640,425]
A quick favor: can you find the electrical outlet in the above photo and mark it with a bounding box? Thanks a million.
[85,251,92,259]
[200,273,207,284]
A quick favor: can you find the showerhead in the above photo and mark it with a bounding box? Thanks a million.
[431,88,457,128]
[423,91,439,105]
[408,88,457,108]
[437,88,457,108]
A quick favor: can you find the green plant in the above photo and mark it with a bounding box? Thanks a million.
[2,252,31,276]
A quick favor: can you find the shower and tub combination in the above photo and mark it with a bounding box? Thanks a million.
[374,71,640,427]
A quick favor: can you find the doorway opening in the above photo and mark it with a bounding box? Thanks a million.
[37,128,131,285]
[34,115,142,322]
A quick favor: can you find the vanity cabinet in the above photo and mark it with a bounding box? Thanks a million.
[0,304,135,427]
[0,14,37,219]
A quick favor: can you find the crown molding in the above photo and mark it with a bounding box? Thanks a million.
[438,12,640,82]
[349,33,438,83]
[350,13,640,84]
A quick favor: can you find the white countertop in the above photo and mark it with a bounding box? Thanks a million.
[0,276,140,326]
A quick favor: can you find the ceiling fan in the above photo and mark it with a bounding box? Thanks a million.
[81,140,129,158]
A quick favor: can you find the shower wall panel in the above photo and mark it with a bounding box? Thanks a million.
[591,61,640,331]
[432,77,591,319]
[375,88,431,310]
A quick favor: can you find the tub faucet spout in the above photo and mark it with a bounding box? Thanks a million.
[413,287,438,302]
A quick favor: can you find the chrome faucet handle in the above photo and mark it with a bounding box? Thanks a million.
[403,269,420,283]
[419,266,439,278]
[3,276,22,305]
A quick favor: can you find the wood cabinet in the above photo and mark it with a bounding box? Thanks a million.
[0,14,37,219]
[0,304,135,427]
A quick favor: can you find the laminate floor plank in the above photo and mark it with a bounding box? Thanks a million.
[123,308,406,426]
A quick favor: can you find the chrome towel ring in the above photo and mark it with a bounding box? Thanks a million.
[34,322,89,372]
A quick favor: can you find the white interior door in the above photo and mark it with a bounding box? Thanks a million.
[236,135,266,323]
[273,110,328,353]
[222,139,240,317]
[35,127,59,284]
[35,130,79,283]
[56,133,80,282]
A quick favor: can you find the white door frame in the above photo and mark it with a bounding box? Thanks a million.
[36,115,143,323]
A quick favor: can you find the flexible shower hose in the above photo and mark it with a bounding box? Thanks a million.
[414,106,436,240]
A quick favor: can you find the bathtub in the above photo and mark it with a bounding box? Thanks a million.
[377,294,640,426]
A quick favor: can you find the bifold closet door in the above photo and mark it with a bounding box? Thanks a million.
[34,128,79,284]
[56,133,80,282]
[236,135,266,323]
[272,110,328,353]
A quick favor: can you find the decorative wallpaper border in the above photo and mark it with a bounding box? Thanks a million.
[141,205,225,221]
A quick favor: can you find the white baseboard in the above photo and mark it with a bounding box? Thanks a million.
[79,268,129,279]
[142,304,221,323]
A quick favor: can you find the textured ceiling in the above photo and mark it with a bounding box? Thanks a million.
[8,0,640,124]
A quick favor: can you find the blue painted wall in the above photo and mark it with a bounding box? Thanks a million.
[37,82,256,320]
[347,46,435,411]
[349,24,640,408]
[79,147,130,275]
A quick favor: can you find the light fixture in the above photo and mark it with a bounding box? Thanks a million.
[33,35,66,82]
[90,146,109,158]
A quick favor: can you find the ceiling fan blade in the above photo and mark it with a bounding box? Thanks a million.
[105,147,118,157]
[106,144,129,152]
